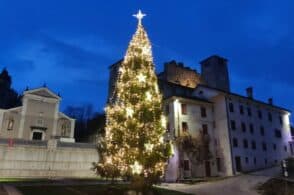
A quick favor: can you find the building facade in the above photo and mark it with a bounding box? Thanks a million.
[0,87,75,142]
[108,55,293,181]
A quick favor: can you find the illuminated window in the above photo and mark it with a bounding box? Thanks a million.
[7,119,14,130]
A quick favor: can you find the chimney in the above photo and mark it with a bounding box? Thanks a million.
[246,87,253,99]
[268,98,273,105]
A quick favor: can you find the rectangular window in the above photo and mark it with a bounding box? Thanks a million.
[254,157,257,165]
[239,105,244,115]
[247,107,252,117]
[32,132,43,140]
[275,129,282,138]
[233,138,238,147]
[262,142,267,151]
[273,143,277,151]
[231,120,236,130]
[251,141,256,150]
[241,122,246,132]
[201,107,207,118]
[284,145,287,152]
[260,126,265,136]
[182,122,188,132]
[183,160,189,171]
[268,112,272,122]
[243,139,248,148]
[229,103,234,113]
[245,157,249,164]
[202,124,208,135]
[249,124,254,134]
[258,110,263,119]
[181,104,187,115]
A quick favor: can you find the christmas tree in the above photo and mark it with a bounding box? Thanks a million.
[95,10,171,185]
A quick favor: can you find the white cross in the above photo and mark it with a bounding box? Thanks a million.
[133,10,146,25]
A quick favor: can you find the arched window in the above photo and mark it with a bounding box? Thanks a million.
[7,118,14,130]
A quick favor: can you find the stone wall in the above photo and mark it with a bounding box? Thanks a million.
[0,139,99,178]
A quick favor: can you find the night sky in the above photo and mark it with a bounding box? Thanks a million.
[0,1,293,120]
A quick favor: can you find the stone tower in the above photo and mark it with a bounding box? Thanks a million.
[200,55,230,92]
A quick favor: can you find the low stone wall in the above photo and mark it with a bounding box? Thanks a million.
[0,139,99,178]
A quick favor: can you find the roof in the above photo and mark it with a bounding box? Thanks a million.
[196,84,291,112]
[24,87,61,100]
[164,95,212,104]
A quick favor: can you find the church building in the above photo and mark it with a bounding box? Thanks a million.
[0,87,75,142]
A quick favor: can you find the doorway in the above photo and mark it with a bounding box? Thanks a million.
[235,156,242,172]
[205,161,211,177]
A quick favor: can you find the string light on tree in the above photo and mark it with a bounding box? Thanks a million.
[144,143,154,152]
[145,91,152,101]
[126,107,134,118]
[95,10,172,186]
[137,73,147,83]
[130,161,143,174]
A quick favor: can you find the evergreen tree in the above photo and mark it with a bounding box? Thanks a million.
[95,10,171,186]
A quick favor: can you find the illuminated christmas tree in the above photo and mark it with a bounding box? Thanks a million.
[95,10,171,185]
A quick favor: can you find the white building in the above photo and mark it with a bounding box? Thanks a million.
[0,87,75,142]
[161,56,293,181]
[108,55,293,181]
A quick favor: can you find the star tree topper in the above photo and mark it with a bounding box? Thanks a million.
[133,10,146,25]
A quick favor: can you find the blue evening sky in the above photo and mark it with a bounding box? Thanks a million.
[0,0,293,120]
